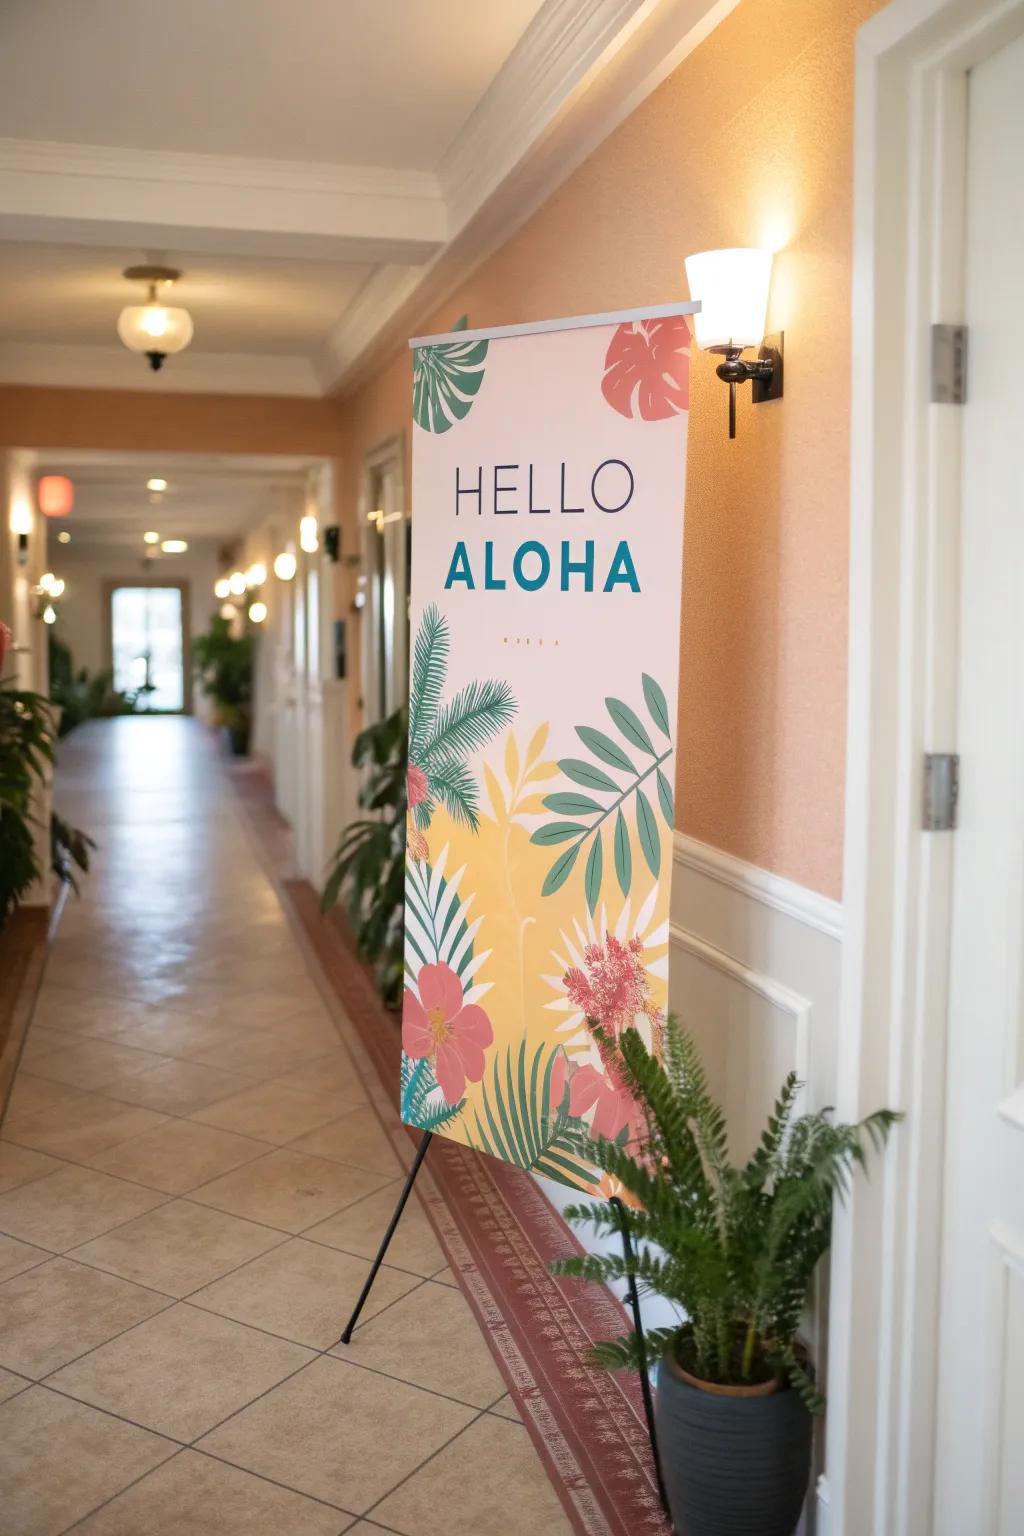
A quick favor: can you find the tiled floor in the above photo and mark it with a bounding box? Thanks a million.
[0,718,573,1536]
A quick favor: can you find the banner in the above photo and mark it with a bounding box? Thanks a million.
[401,304,694,1191]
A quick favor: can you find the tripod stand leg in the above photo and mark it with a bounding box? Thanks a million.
[610,1196,671,1520]
[336,1131,432,1345]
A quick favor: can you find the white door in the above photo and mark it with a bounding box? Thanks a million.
[933,30,1024,1535]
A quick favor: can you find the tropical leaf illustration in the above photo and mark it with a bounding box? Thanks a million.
[532,673,675,913]
[465,1037,598,1188]
[401,1052,464,1132]
[601,314,691,421]
[413,315,489,434]
[407,605,516,832]
[404,850,490,994]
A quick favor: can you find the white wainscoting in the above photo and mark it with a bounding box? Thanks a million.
[538,833,843,1534]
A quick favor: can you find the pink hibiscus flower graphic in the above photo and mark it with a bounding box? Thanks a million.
[403,961,493,1104]
[601,315,691,421]
[407,764,428,808]
[568,1063,645,1144]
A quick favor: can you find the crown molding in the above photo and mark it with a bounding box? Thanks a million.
[326,0,739,392]
[315,265,426,391]
[0,342,321,398]
[0,136,446,261]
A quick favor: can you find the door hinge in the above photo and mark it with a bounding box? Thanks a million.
[931,324,967,404]
[923,753,959,831]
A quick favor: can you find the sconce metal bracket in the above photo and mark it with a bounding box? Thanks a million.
[751,331,784,406]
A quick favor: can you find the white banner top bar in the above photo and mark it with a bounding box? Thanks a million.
[409,300,701,350]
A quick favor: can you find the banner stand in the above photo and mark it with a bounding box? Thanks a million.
[334,1137,671,1519]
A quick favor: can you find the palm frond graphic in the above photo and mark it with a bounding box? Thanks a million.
[408,605,516,833]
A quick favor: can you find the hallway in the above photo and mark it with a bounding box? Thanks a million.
[0,717,571,1536]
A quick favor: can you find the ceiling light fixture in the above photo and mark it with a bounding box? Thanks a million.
[160,539,188,554]
[147,477,168,492]
[58,530,71,544]
[273,551,297,581]
[143,530,160,545]
[37,475,74,518]
[117,266,194,372]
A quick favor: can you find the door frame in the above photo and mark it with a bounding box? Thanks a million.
[103,577,191,715]
[358,433,407,729]
[827,2,1024,1532]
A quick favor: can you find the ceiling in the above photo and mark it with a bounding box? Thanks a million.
[31,451,312,549]
[0,1,732,399]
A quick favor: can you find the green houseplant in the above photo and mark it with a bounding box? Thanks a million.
[554,1019,899,1536]
[49,633,141,736]
[192,615,254,754]
[322,706,407,1007]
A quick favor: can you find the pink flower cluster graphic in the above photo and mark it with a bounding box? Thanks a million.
[562,935,663,1144]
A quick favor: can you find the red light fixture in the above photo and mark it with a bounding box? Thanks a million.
[37,475,74,518]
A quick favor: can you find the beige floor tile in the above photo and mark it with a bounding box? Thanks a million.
[334,1280,505,1408]
[0,1365,31,1403]
[198,1355,476,1513]
[431,1266,460,1288]
[289,1107,406,1177]
[2,1092,169,1161]
[0,1256,170,1377]
[68,1196,287,1295]
[104,1058,257,1114]
[49,1302,314,1442]
[305,1184,447,1278]
[193,1237,420,1348]
[0,1165,168,1251]
[0,1143,66,1198]
[211,990,321,1029]
[0,1385,176,1536]
[191,1031,334,1079]
[86,1119,267,1194]
[371,1414,574,1536]
[275,1053,368,1100]
[112,1013,253,1060]
[489,1393,523,1422]
[72,1450,355,1535]
[16,1025,83,1066]
[190,1148,390,1233]
[28,986,157,1040]
[29,1037,169,1091]
[0,1232,51,1283]
[191,1081,352,1144]
[2,1072,85,1124]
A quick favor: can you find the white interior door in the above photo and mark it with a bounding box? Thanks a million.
[933,30,1024,1535]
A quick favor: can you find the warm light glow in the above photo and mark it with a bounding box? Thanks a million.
[39,573,65,598]
[42,604,56,625]
[10,502,32,536]
[118,303,193,357]
[58,530,71,544]
[219,602,237,621]
[37,475,74,518]
[143,530,160,544]
[147,477,167,493]
[245,562,267,588]
[273,551,297,581]
[214,577,231,600]
[160,539,188,554]
[684,248,773,351]
[299,515,318,553]
[248,601,268,624]
[228,570,247,597]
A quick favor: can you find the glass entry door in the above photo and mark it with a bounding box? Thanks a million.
[110,585,185,712]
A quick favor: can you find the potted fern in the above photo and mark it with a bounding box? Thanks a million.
[555,1021,899,1536]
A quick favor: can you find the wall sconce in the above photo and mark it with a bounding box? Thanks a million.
[228,570,247,597]
[245,562,267,588]
[299,515,319,554]
[248,600,268,624]
[31,571,64,622]
[214,577,231,600]
[10,501,31,565]
[324,526,341,563]
[684,248,783,439]
[273,551,297,581]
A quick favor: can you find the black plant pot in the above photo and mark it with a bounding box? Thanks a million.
[655,1352,812,1536]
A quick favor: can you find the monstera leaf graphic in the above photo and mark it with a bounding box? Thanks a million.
[413,315,489,434]
[601,315,691,421]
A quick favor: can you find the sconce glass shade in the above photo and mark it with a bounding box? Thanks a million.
[245,562,267,588]
[37,475,74,518]
[299,515,319,553]
[248,601,268,624]
[118,302,193,358]
[214,578,231,600]
[273,551,297,581]
[228,571,247,596]
[9,502,32,536]
[684,248,773,351]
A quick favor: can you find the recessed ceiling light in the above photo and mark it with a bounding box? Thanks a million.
[143,530,159,544]
[147,478,167,492]
[160,539,188,554]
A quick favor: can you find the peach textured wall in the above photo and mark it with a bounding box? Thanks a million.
[337,0,886,899]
